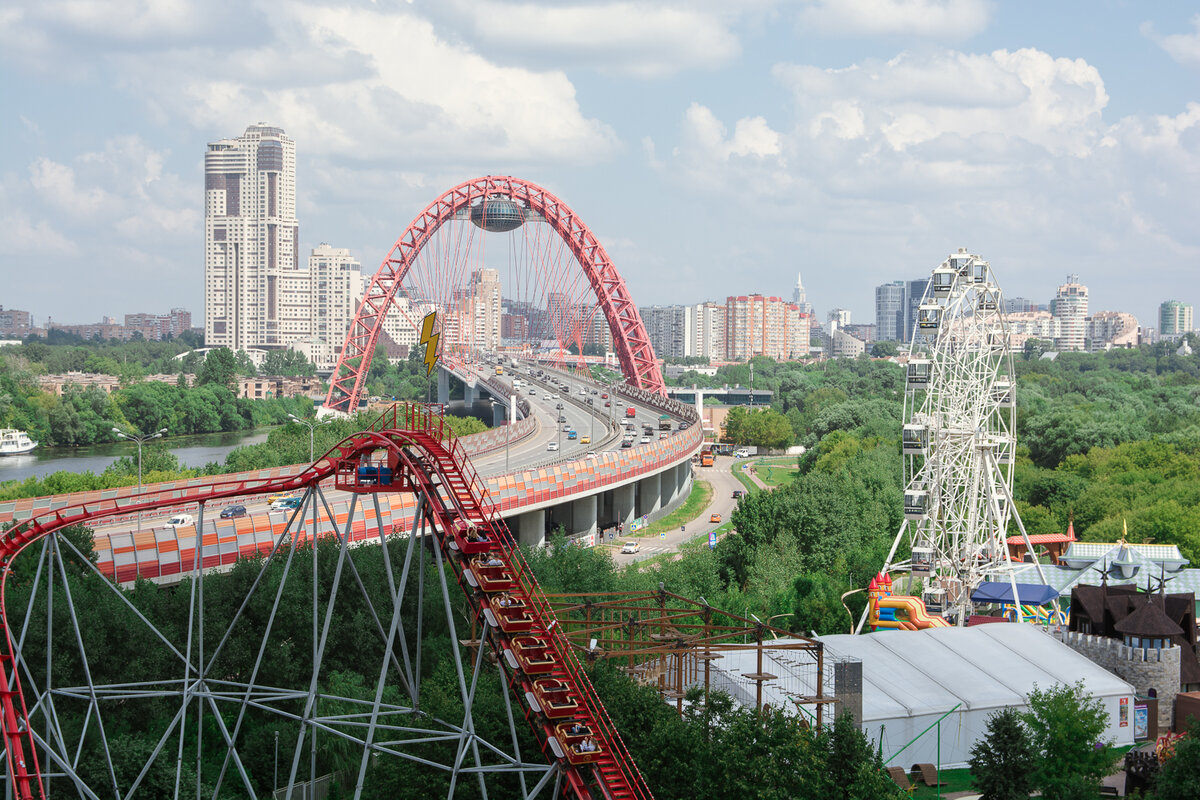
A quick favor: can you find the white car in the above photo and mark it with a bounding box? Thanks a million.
[547,442,559,451]
[640,436,651,444]
[528,387,537,395]
[586,450,598,458]
[734,448,750,458]
[167,514,194,528]
[620,541,640,554]
[551,393,560,400]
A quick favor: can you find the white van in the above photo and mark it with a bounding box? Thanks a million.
[167,514,194,528]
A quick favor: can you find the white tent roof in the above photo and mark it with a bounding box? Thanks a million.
[703,624,1135,768]
[819,624,1133,722]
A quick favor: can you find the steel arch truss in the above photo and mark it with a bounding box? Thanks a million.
[0,406,653,799]
[324,176,665,413]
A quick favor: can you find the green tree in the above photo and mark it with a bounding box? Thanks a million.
[259,348,317,377]
[969,707,1035,800]
[1023,682,1116,800]
[1152,727,1200,800]
[870,341,899,357]
[198,347,238,389]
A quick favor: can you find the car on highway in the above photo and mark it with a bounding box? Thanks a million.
[709,513,722,523]
[604,401,611,407]
[546,442,559,451]
[271,496,303,511]
[528,387,537,395]
[580,435,591,444]
[640,436,651,444]
[221,505,248,519]
[620,541,640,554]
[601,393,609,399]
[732,490,744,499]
[556,402,564,409]
[551,393,560,400]
[620,440,633,448]
[586,450,598,458]
[267,492,296,505]
[567,430,578,440]
[167,514,194,528]
[557,415,567,423]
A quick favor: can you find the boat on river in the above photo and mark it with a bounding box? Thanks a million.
[0,429,38,456]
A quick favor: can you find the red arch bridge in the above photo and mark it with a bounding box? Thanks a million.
[0,404,671,799]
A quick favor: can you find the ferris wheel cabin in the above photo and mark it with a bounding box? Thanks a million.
[904,489,930,520]
[907,359,932,386]
[977,293,997,311]
[902,423,930,455]
[917,305,942,331]
[992,379,1014,407]
[931,267,956,296]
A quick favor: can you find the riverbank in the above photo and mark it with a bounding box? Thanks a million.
[0,427,274,484]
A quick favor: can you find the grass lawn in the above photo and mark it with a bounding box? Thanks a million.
[641,480,714,536]
[756,464,799,488]
[906,766,974,798]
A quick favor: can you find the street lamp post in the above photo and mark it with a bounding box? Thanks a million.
[288,413,330,463]
[112,426,167,534]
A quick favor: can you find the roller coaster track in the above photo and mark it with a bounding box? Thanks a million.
[0,404,653,799]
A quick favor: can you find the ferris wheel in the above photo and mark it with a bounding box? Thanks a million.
[866,249,1049,628]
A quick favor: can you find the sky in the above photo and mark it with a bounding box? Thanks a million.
[3,0,1199,331]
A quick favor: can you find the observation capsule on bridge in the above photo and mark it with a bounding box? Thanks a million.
[471,196,527,232]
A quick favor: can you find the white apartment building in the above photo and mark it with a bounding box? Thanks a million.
[688,302,727,361]
[205,124,299,351]
[1087,311,1140,351]
[1051,276,1088,351]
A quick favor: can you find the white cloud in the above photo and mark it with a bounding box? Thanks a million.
[682,103,782,160]
[797,0,990,39]
[1142,16,1200,66]
[441,1,741,78]
[776,49,1108,157]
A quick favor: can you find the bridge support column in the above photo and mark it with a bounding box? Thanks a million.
[464,382,477,406]
[437,369,450,406]
[613,483,635,534]
[492,402,507,427]
[572,493,597,544]
[516,509,546,549]
[638,472,661,518]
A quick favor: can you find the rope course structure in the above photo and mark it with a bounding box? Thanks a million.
[0,404,653,799]
[544,591,834,724]
[325,176,666,414]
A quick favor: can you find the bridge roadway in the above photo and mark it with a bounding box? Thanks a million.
[20,361,702,583]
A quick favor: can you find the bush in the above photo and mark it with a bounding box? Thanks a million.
[969,707,1034,800]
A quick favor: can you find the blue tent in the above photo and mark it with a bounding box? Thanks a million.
[971,582,1059,606]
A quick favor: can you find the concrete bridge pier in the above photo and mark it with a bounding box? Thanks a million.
[492,402,507,427]
[515,509,546,549]
[463,381,477,406]
[437,369,450,406]
[638,473,662,518]
[612,483,635,533]
[572,494,597,544]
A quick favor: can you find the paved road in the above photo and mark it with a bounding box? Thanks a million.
[610,454,744,565]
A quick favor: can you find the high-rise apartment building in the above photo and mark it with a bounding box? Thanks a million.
[445,268,500,351]
[874,281,906,342]
[689,302,727,362]
[204,124,300,351]
[1159,300,1193,341]
[1050,275,1088,351]
[640,305,693,361]
[725,295,809,361]
[1087,311,1139,351]
[827,308,852,330]
[307,244,362,349]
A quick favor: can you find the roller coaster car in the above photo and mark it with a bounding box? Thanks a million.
[512,636,556,674]
[453,521,494,554]
[555,723,604,764]
[474,564,515,592]
[533,678,579,718]
[493,603,535,633]
[335,451,405,493]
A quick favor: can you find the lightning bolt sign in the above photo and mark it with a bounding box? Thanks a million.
[419,311,441,377]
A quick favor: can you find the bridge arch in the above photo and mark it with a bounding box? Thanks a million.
[325,176,665,413]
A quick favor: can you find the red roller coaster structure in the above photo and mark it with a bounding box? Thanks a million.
[0,404,653,799]
[324,176,666,414]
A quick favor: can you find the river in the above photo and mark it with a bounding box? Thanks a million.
[0,428,274,485]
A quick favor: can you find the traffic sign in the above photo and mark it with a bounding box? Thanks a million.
[708,531,717,549]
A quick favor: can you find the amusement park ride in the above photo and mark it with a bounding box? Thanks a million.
[0,176,681,799]
[859,249,1054,631]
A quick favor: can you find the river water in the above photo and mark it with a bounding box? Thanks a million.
[0,428,274,485]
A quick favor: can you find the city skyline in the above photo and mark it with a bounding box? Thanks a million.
[3,2,1200,331]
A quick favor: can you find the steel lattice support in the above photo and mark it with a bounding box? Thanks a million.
[862,251,1051,630]
[0,405,654,799]
[323,176,666,414]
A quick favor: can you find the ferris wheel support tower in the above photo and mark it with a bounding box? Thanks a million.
[858,249,1051,630]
